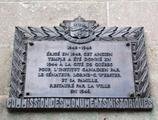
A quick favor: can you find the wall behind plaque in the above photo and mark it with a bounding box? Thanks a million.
[0,0,157,120]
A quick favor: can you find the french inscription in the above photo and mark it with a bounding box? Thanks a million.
[25,41,135,97]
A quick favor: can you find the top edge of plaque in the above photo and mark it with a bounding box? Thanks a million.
[15,16,144,44]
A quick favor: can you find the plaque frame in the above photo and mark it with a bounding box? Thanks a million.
[7,17,153,110]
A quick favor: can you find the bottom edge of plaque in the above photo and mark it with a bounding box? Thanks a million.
[7,97,153,110]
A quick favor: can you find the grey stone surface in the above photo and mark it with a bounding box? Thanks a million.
[98,111,157,120]
[0,47,11,95]
[0,0,158,3]
[0,3,20,46]
[0,1,158,120]
[0,0,158,2]
[17,1,107,26]
[3,0,102,1]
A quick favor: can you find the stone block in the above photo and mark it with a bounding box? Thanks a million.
[0,47,11,95]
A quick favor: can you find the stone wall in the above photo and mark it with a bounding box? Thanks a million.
[0,0,158,120]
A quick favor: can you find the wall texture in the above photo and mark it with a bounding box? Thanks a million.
[0,0,158,120]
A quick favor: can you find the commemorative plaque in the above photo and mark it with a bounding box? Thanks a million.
[7,17,153,110]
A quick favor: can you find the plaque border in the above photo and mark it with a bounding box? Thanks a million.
[7,17,153,110]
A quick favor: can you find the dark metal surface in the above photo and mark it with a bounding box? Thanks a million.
[7,17,153,110]
[25,41,135,98]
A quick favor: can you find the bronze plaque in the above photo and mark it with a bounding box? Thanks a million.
[7,17,153,110]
